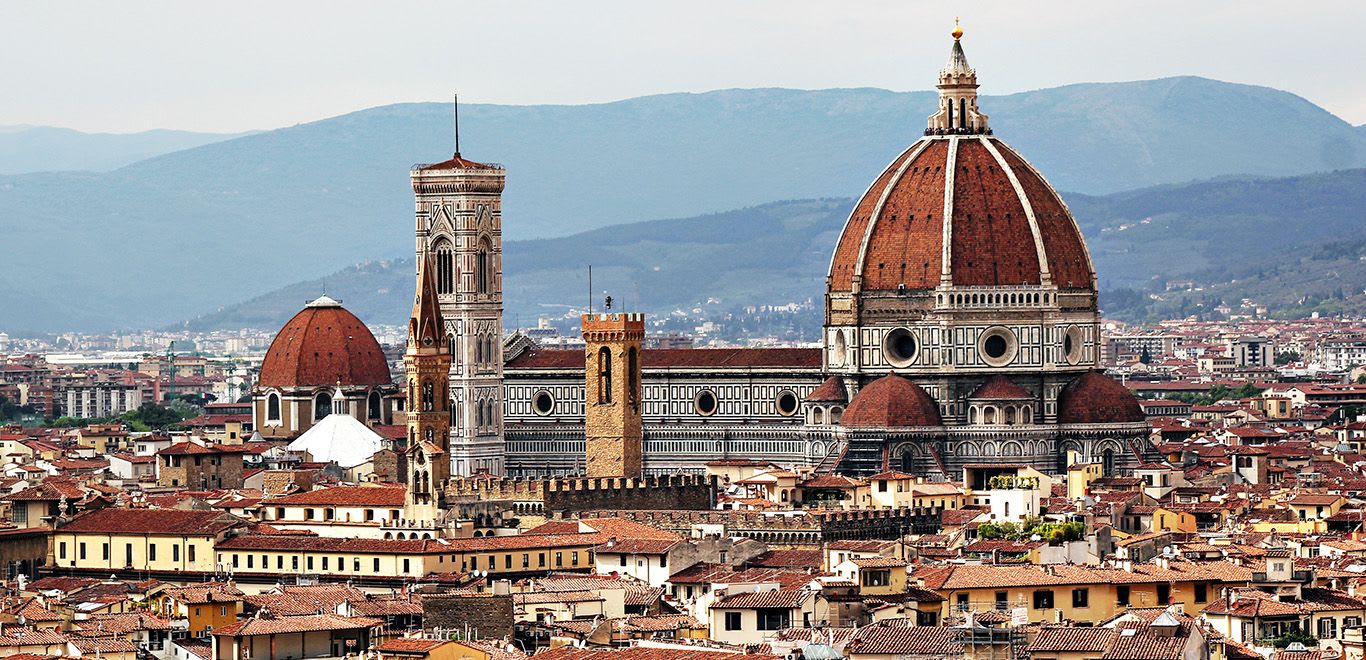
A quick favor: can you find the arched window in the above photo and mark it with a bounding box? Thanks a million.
[627,347,640,407]
[367,391,381,420]
[433,239,455,295]
[959,98,967,129]
[476,237,492,295]
[421,381,435,412]
[267,393,281,422]
[597,347,613,404]
[1102,448,1117,476]
[314,392,332,421]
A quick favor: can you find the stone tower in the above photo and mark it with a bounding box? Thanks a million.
[405,255,451,511]
[582,312,644,478]
[411,152,507,476]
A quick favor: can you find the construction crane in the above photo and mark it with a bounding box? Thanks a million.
[164,341,176,403]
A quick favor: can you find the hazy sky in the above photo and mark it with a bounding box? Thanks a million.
[3,0,1364,133]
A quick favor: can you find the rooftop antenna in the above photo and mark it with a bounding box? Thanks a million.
[453,92,461,158]
[588,265,593,314]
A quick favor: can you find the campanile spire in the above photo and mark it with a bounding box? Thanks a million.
[927,20,989,134]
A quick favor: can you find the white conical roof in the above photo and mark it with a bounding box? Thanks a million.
[305,294,342,308]
[287,413,385,468]
[1151,611,1181,628]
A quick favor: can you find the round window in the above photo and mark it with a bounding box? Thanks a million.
[978,327,1018,367]
[984,335,1008,359]
[532,390,555,416]
[776,391,799,417]
[696,390,718,416]
[882,327,919,368]
[1063,325,1084,365]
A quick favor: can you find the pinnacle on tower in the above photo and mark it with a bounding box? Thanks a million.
[926,19,990,135]
[409,254,447,351]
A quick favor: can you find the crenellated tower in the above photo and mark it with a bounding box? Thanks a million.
[411,150,507,476]
[582,312,645,479]
[405,255,452,512]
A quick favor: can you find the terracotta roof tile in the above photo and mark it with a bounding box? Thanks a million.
[214,613,381,637]
[505,348,820,370]
[58,508,243,536]
[262,485,406,507]
[714,589,809,609]
[847,622,963,656]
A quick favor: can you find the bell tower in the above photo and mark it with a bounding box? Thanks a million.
[405,255,451,514]
[411,147,507,476]
[582,312,645,478]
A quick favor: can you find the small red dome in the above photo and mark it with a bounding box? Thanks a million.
[842,373,942,428]
[806,376,848,403]
[1057,372,1145,424]
[968,375,1033,400]
[258,296,392,389]
[828,137,1094,293]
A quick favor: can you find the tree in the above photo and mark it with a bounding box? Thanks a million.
[0,395,37,422]
[1274,350,1302,365]
[977,522,1021,540]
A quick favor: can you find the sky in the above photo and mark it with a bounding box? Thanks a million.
[2,0,1364,134]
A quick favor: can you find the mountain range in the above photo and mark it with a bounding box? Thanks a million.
[186,167,1366,332]
[0,125,247,174]
[2,77,1363,332]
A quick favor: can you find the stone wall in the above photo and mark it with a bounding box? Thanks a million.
[447,474,716,515]
[421,593,513,640]
[0,528,49,580]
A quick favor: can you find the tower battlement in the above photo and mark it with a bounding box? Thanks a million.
[445,474,716,514]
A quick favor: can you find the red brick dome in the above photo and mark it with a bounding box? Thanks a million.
[258,296,392,389]
[828,136,1094,293]
[1056,371,1145,424]
[841,373,942,428]
[968,375,1033,400]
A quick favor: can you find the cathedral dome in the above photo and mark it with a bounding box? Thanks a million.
[827,26,1094,298]
[827,136,1094,293]
[841,372,942,428]
[1056,371,1145,425]
[258,296,392,389]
